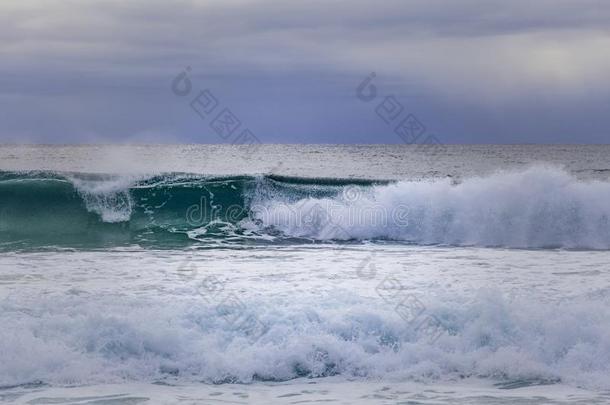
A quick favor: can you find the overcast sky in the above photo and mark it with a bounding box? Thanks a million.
[1,0,610,143]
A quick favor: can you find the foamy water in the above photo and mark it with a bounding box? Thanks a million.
[1,145,609,404]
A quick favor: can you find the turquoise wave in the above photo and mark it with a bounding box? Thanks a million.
[3,167,610,250]
[0,171,378,249]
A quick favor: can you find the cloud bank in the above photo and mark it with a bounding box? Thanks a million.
[1,0,609,143]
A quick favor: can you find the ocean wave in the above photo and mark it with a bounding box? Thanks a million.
[1,288,608,389]
[256,166,610,249]
[1,167,610,249]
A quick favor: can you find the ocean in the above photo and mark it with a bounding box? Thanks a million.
[1,144,610,404]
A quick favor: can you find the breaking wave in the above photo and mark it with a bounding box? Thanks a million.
[1,166,610,249]
[1,288,609,389]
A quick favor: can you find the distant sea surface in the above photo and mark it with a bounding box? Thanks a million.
[1,145,609,404]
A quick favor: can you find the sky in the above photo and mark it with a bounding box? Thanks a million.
[1,0,610,144]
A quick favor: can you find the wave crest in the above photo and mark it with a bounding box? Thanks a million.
[254,166,610,249]
[1,167,610,249]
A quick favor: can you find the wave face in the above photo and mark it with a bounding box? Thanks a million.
[1,167,610,249]
[0,171,358,248]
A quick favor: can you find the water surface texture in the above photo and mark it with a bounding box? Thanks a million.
[1,145,609,404]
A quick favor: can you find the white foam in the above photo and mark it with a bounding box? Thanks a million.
[1,286,608,389]
[67,175,142,223]
[1,246,609,391]
[253,166,610,248]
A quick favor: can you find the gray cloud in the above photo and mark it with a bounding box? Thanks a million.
[1,0,609,143]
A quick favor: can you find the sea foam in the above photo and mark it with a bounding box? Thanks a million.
[254,166,610,248]
[1,286,608,389]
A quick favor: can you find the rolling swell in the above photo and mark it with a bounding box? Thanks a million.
[0,171,367,248]
[1,167,610,249]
